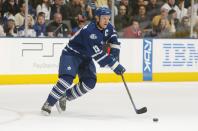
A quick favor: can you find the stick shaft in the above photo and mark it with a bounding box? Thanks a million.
[121,74,137,112]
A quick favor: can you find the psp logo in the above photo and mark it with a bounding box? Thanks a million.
[143,39,153,81]
[21,42,64,57]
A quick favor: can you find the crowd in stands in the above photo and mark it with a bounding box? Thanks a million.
[0,0,197,38]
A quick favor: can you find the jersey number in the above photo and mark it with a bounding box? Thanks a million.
[93,45,100,53]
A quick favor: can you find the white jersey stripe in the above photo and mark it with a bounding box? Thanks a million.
[66,45,80,54]
[110,61,119,70]
[63,48,68,52]
[96,54,108,63]
[91,50,103,58]
[110,34,117,38]
[111,44,121,49]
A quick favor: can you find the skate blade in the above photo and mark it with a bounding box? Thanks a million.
[55,102,62,114]
[41,110,50,116]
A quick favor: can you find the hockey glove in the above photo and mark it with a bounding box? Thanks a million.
[112,62,126,75]
[110,48,120,61]
[110,42,121,61]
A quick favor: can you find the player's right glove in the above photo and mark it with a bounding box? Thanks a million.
[111,62,126,75]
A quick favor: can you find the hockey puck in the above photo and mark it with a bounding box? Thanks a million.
[153,118,159,122]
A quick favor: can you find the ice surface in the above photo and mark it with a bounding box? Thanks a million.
[0,82,198,131]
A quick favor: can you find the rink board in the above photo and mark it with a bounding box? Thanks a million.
[0,38,198,84]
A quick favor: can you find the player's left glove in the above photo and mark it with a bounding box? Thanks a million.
[113,64,125,75]
[110,61,125,75]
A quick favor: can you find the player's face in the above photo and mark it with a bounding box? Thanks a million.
[97,15,110,29]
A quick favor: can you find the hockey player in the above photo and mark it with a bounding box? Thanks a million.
[41,7,126,115]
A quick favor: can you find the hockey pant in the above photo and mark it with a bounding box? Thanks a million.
[46,51,97,106]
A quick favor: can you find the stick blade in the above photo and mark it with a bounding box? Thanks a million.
[136,107,147,114]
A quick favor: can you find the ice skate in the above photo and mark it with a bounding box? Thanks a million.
[56,96,66,113]
[41,101,52,116]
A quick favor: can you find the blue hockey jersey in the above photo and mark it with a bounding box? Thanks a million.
[64,21,121,68]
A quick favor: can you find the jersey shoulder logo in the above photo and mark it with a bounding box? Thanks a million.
[90,34,97,39]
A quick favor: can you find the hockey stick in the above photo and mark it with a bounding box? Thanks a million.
[121,74,147,114]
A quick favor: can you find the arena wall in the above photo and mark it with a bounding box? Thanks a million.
[0,38,198,84]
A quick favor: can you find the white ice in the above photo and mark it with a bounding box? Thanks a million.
[0,82,198,131]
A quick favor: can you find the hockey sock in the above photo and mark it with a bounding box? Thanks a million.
[47,75,73,106]
[66,79,96,101]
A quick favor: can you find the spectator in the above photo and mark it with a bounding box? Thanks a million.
[138,0,149,6]
[133,0,148,15]
[33,13,46,37]
[95,0,108,7]
[161,0,180,19]
[47,12,70,37]
[50,0,67,20]
[123,19,142,38]
[177,0,188,22]
[175,0,190,9]
[107,0,118,16]
[114,4,131,32]
[36,0,51,20]
[128,0,135,11]
[182,0,190,8]
[168,9,179,33]
[2,2,16,25]
[0,24,6,36]
[187,2,198,26]
[60,0,68,5]
[71,14,86,35]
[18,0,36,18]
[18,15,36,37]
[152,17,171,38]
[115,0,121,6]
[28,0,40,9]
[80,0,93,20]
[4,16,17,37]
[66,0,83,28]
[15,1,34,27]
[187,4,198,27]
[152,7,170,30]
[118,0,132,16]
[133,5,151,30]
[146,0,162,19]
[175,16,190,37]
[1,0,19,17]
[86,0,97,17]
